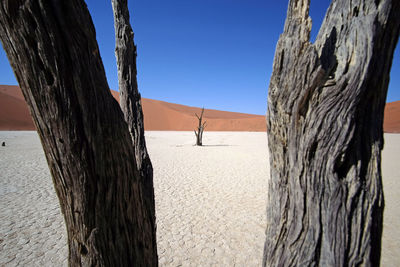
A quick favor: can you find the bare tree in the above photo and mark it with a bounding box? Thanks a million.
[111,0,157,262]
[264,0,399,266]
[194,107,206,146]
[0,0,157,265]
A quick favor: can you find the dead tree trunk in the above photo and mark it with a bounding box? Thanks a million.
[111,0,158,263]
[194,108,206,146]
[264,0,399,266]
[0,1,157,266]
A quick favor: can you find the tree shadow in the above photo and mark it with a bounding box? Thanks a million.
[200,144,237,147]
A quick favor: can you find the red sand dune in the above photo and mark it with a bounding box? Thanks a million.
[1,85,399,133]
[384,101,400,133]
[0,85,33,130]
[0,85,266,131]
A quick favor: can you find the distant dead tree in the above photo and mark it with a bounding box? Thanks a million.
[264,0,399,266]
[0,0,157,265]
[194,108,206,146]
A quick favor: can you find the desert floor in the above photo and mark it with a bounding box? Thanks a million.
[0,131,398,266]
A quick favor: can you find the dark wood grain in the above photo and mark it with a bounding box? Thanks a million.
[111,0,158,265]
[264,0,399,266]
[0,0,157,265]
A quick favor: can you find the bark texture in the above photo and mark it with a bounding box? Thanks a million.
[264,0,399,266]
[0,0,157,266]
[111,0,158,264]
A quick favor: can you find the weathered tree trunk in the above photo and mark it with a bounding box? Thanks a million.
[111,0,158,264]
[264,0,399,266]
[0,1,157,266]
[194,108,206,146]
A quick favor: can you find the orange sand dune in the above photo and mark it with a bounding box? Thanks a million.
[0,85,33,130]
[0,85,266,131]
[1,85,399,132]
[140,98,266,131]
[384,101,400,133]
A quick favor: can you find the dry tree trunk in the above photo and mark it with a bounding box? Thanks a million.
[111,0,158,264]
[0,0,157,266]
[194,107,206,146]
[264,0,399,266]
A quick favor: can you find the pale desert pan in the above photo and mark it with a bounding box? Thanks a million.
[0,131,398,266]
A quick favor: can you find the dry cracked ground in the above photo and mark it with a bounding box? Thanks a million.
[0,131,399,266]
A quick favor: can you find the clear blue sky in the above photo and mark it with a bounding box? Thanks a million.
[0,1,398,115]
